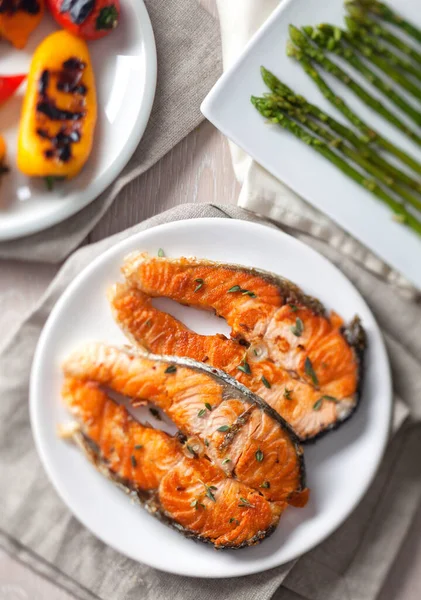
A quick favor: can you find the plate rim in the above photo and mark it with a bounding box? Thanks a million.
[29,217,393,578]
[0,0,157,241]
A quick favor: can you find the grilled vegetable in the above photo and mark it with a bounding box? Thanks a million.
[288,26,421,147]
[62,344,307,510]
[260,66,421,194]
[253,96,421,231]
[287,43,421,177]
[47,0,120,40]
[108,255,366,441]
[307,26,421,127]
[0,0,45,49]
[62,378,282,549]
[0,74,26,104]
[352,0,421,46]
[17,30,97,179]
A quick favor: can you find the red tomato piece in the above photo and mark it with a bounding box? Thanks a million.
[46,0,120,40]
[0,74,26,105]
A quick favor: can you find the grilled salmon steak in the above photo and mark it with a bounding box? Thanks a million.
[62,378,284,548]
[112,254,366,441]
[63,343,306,506]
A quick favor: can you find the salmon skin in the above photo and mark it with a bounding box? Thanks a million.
[112,254,366,442]
[63,343,308,547]
[61,378,284,549]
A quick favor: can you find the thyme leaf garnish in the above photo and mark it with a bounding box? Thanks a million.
[290,317,304,337]
[197,408,206,418]
[205,486,217,502]
[134,444,143,450]
[261,376,271,389]
[131,455,137,468]
[237,358,251,375]
[260,481,270,489]
[242,290,256,297]
[145,319,152,327]
[284,388,292,400]
[289,304,298,312]
[222,457,231,465]
[217,425,230,432]
[157,248,165,257]
[255,449,264,462]
[305,357,319,386]
[186,444,197,456]
[322,395,339,403]
[194,278,204,292]
[165,365,177,374]
[204,402,212,411]
[238,497,255,508]
[313,395,339,411]
[227,285,257,297]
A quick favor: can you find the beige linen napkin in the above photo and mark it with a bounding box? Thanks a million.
[1,204,421,600]
[216,0,419,298]
[0,0,221,263]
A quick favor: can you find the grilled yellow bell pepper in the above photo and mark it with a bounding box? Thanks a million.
[17,30,97,180]
[0,0,45,49]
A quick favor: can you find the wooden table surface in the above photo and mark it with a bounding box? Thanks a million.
[1,2,420,598]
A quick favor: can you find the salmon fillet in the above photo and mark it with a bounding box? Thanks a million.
[114,255,366,441]
[62,343,306,508]
[62,378,282,548]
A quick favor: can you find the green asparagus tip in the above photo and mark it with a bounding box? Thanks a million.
[302,25,314,36]
[288,24,307,47]
[260,66,277,88]
[319,23,334,33]
[261,67,291,96]
[344,15,359,34]
[345,3,369,22]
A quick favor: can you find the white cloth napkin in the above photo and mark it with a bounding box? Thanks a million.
[215,0,418,298]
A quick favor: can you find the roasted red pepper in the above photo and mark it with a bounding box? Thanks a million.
[0,74,26,104]
[46,0,119,40]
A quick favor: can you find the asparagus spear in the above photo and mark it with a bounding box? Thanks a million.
[261,66,421,192]
[305,25,421,125]
[352,0,421,45]
[346,3,421,66]
[289,26,421,145]
[286,46,421,176]
[344,16,421,83]
[251,96,421,236]
[262,94,421,212]
[317,23,421,101]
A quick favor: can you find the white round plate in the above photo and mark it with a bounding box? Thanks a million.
[30,219,392,578]
[0,0,156,241]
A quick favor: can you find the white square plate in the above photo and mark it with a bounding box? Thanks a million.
[201,0,421,290]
